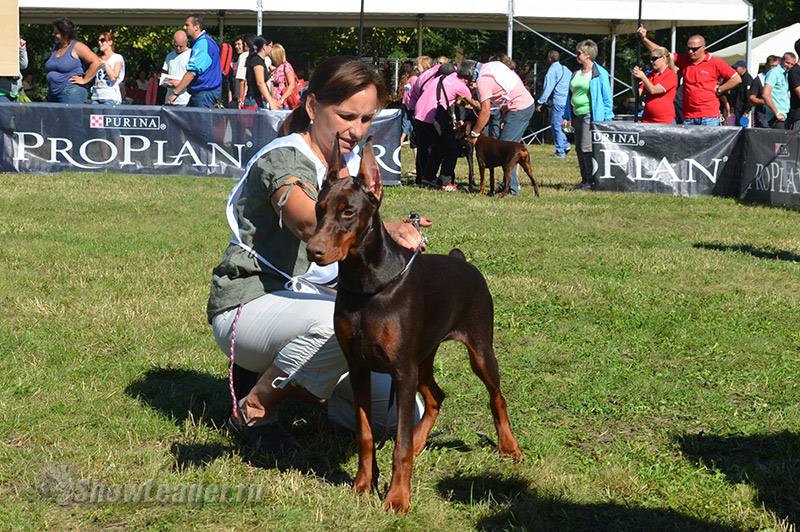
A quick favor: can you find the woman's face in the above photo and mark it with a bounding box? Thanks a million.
[98,36,111,54]
[234,40,244,54]
[650,54,666,71]
[53,30,65,44]
[307,84,379,163]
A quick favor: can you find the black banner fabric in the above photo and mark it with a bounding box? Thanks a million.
[740,128,800,209]
[0,103,402,184]
[592,122,742,197]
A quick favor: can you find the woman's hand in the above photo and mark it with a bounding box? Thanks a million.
[69,75,86,85]
[632,66,646,81]
[385,217,432,251]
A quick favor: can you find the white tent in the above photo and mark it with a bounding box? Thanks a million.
[712,23,800,75]
[20,0,751,34]
[19,0,754,94]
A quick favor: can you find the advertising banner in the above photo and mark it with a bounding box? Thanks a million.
[739,128,800,209]
[591,122,742,197]
[0,103,402,184]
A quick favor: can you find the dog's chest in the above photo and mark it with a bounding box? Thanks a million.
[334,307,404,371]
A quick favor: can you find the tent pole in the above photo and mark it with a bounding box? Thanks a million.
[417,15,423,56]
[507,0,513,59]
[706,24,747,50]
[257,0,263,35]
[670,21,676,53]
[745,3,753,75]
[218,10,224,41]
[634,0,642,122]
[358,0,365,57]
[610,25,617,99]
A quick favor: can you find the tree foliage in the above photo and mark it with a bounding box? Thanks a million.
[20,2,797,101]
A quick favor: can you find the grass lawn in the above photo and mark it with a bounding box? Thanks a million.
[1,144,799,530]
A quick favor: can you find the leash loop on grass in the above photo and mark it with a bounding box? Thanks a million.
[228,304,244,420]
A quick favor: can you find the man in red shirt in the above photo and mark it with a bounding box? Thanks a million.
[638,26,741,126]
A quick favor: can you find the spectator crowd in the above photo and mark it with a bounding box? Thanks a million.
[3,17,800,190]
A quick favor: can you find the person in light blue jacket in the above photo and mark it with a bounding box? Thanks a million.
[563,39,614,189]
[536,50,572,157]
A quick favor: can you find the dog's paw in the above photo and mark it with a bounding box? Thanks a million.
[383,491,411,513]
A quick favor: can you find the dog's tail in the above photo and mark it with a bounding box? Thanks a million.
[448,248,466,261]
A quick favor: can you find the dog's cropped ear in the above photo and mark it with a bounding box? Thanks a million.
[326,133,343,184]
[357,136,382,202]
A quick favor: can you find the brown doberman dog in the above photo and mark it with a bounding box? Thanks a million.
[454,118,540,197]
[306,137,522,513]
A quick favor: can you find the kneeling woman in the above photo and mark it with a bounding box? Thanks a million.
[207,57,426,451]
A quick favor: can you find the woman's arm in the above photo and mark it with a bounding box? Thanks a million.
[280,66,297,108]
[271,178,428,250]
[270,179,318,242]
[103,56,123,82]
[633,68,666,95]
[71,42,101,84]
[254,64,279,110]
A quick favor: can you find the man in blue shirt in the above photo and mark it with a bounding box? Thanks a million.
[536,51,571,158]
[167,14,222,108]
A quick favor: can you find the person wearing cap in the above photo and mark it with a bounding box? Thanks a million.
[727,60,753,126]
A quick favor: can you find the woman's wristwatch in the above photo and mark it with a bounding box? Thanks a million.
[469,131,481,138]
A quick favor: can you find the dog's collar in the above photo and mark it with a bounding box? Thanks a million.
[340,231,425,297]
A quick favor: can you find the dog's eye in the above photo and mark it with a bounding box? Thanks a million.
[342,208,356,218]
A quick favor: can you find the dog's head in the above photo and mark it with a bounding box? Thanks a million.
[452,103,476,143]
[306,135,383,266]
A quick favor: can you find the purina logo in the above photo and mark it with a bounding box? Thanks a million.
[89,115,166,130]
[592,130,644,146]
[774,143,791,158]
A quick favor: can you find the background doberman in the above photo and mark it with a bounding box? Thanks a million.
[306,137,522,512]
[452,109,540,197]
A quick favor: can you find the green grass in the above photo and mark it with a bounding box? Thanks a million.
[1,145,799,530]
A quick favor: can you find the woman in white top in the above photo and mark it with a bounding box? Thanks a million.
[92,31,125,105]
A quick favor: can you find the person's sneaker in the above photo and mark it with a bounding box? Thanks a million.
[552,153,567,158]
[565,146,572,155]
[441,183,458,192]
[572,182,592,191]
[226,415,299,453]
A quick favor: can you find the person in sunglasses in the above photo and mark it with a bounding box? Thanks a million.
[632,47,678,124]
[638,25,741,126]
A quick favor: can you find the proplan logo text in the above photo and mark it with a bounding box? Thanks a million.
[89,114,165,130]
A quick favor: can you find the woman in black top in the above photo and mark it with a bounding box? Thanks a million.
[243,37,278,110]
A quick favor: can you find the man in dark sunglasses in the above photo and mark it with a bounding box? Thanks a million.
[637,25,741,126]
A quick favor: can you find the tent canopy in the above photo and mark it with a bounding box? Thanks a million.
[20,0,752,34]
[712,23,800,75]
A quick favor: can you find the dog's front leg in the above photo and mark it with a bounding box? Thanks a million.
[467,144,476,192]
[383,368,418,513]
[350,366,377,493]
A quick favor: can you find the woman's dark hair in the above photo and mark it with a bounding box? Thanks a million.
[456,59,478,81]
[250,37,268,55]
[280,56,387,136]
[52,18,77,41]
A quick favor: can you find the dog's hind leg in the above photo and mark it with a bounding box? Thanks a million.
[413,349,445,455]
[463,326,522,461]
[520,150,540,197]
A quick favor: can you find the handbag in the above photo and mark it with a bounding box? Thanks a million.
[432,76,453,136]
[278,63,301,109]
